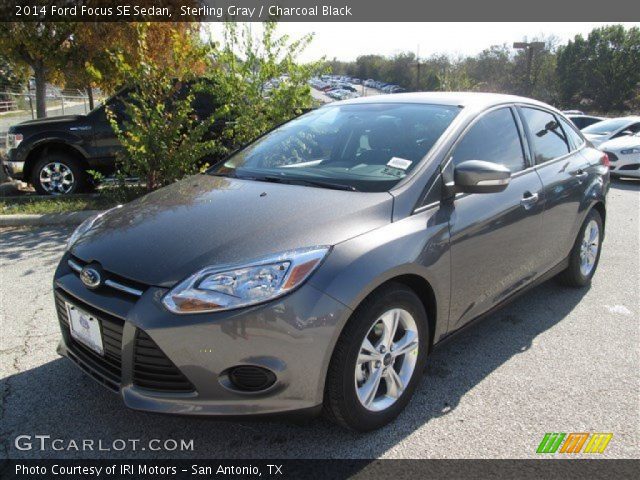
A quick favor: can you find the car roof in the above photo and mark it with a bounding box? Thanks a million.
[333,91,553,110]
[568,114,603,119]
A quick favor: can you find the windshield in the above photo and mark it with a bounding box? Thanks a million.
[583,118,631,135]
[208,103,460,192]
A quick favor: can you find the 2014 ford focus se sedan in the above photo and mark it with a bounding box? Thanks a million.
[54,93,609,431]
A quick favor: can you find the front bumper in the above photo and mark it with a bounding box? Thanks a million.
[54,255,351,417]
[2,158,24,180]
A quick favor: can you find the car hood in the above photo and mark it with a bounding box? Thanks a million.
[13,115,85,129]
[599,135,640,151]
[71,175,393,287]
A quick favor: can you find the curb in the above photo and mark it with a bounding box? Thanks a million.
[0,210,103,227]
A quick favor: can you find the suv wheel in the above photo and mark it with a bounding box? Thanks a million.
[32,153,86,195]
[323,283,429,431]
[558,209,604,287]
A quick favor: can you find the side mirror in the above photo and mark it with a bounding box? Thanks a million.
[454,160,511,194]
[618,130,634,137]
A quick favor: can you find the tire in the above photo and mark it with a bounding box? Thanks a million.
[323,283,429,431]
[31,152,87,195]
[557,209,604,287]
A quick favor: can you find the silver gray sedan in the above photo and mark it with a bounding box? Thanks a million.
[55,92,609,431]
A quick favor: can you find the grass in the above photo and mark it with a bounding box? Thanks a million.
[0,196,118,215]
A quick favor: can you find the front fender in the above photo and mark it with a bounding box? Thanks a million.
[310,204,452,347]
[19,131,89,164]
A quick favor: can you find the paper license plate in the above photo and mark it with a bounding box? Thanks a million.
[66,302,104,356]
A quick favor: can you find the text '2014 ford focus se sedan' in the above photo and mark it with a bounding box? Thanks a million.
[55,93,609,431]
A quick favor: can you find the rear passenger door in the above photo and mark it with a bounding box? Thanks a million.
[447,106,546,330]
[518,107,587,270]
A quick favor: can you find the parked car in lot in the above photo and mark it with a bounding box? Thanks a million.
[3,85,221,195]
[582,116,640,147]
[600,132,640,178]
[56,92,608,431]
[566,114,604,130]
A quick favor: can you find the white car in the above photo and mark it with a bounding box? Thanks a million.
[600,132,640,179]
[582,116,640,147]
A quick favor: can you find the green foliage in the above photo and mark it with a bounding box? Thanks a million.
[328,26,639,110]
[0,22,76,117]
[213,22,321,149]
[557,25,640,111]
[107,24,220,192]
[0,53,28,94]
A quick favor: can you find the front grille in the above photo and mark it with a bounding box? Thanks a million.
[55,290,124,392]
[133,330,195,392]
[68,255,147,298]
[619,163,640,171]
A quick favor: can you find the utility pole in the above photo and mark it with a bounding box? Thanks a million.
[413,44,425,92]
[513,41,545,96]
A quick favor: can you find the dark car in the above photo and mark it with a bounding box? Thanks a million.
[3,85,220,195]
[566,114,604,130]
[55,93,608,431]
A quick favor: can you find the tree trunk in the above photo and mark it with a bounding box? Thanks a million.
[33,61,47,118]
[86,86,94,110]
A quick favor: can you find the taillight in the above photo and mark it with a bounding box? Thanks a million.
[601,152,610,167]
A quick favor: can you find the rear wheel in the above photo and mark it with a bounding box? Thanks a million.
[323,283,429,431]
[557,209,603,287]
[32,152,87,195]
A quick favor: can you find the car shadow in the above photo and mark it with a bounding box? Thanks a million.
[1,278,588,459]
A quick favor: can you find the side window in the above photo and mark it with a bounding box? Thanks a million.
[558,117,585,150]
[452,107,526,173]
[521,107,569,164]
[613,123,640,138]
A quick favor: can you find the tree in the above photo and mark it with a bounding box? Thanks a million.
[107,23,215,192]
[465,45,513,93]
[558,25,640,110]
[0,53,28,94]
[0,22,75,117]
[212,22,320,149]
[64,23,202,109]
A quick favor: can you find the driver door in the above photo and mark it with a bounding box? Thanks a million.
[446,106,546,330]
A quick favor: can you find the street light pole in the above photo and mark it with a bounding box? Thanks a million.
[513,41,545,96]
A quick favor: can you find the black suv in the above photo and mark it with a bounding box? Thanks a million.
[3,87,219,195]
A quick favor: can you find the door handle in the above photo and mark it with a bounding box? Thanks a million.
[572,169,588,178]
[520,192,539,209]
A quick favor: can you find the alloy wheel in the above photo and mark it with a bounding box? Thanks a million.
[39,162,75,195]
[579,219,600,276]
[355,308,419,412]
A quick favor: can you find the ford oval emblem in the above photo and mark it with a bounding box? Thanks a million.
[80,267,101,289]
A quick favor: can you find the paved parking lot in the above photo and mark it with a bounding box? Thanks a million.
[0,179,638,459]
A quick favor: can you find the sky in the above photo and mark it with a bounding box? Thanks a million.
[205,22,639,62]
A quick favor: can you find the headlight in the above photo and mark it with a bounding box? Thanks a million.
[163,246,330,314]
[65,205,122,251]
[6,133,23,149]
[620,147,640,155]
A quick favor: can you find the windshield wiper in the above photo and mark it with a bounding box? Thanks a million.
[259,175,358,192]
[207,171,238,178]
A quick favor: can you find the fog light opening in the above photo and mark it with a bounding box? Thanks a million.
[224,365,277,393]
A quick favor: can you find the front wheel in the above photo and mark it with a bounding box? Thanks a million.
[32,153,87,195]
[323,283,429,431]
[557,209,604,287]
